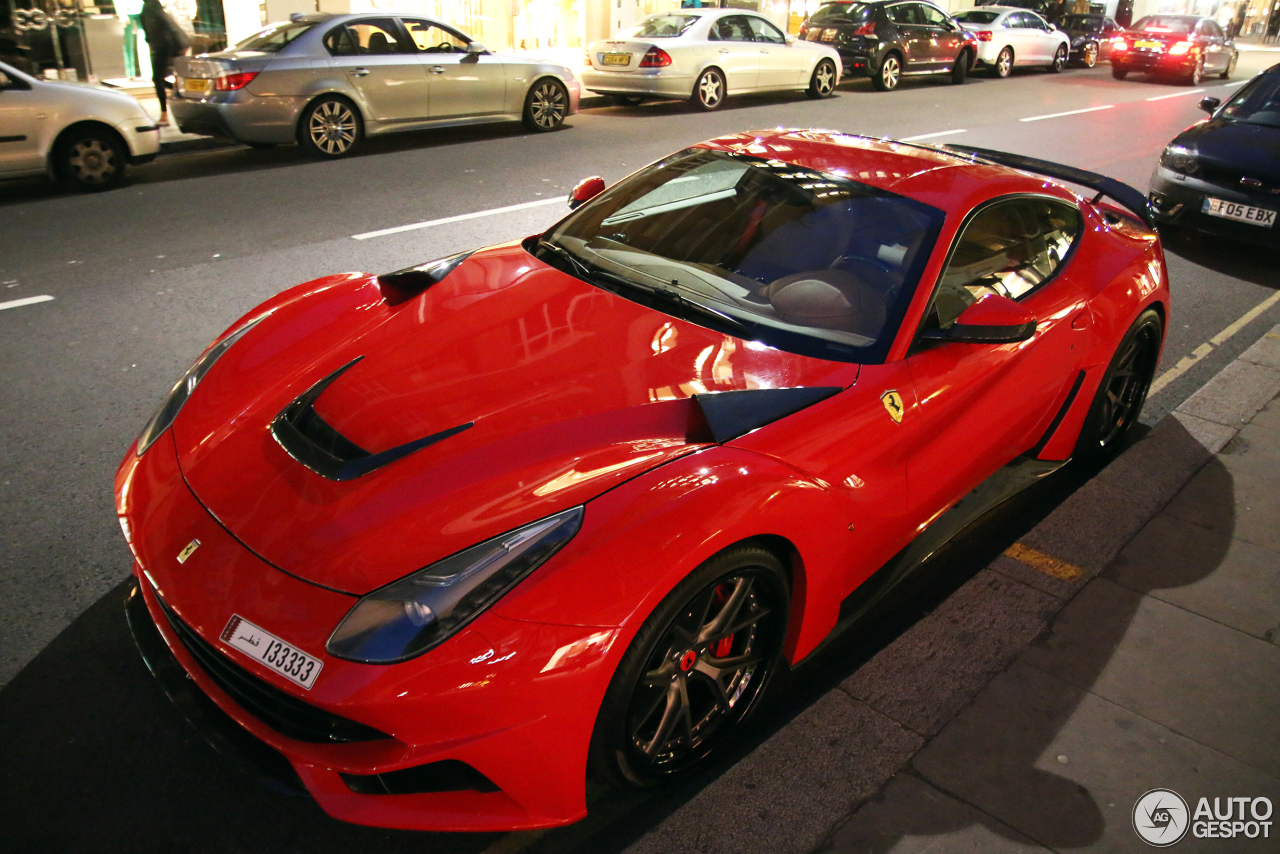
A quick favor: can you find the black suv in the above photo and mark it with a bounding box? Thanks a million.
[799,1,979,91]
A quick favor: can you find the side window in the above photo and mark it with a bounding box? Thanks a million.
[920,5,950,27]
[746,16,787,44]
[1205,21,1224,39]
[929,197,1082,329]
[713,16,754,41]
[402,19,469,52]
[887,4,916,25]
[324,18,405,56]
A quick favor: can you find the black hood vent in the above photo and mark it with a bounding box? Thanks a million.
[271,357,473,481]
[695,387,842,443]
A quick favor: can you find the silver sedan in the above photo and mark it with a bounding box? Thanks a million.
[582,10,842,110]
[171,12,581,157]
[954,7,1071,77]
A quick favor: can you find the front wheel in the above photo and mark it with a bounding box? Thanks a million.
[1111,63,1128,80]
[1049,44,1067,73]
[589,545,789,787]
[807,58,837,98]
[1220,52,1236,80]
[523,78,569,131]
[691,68,726,110]
[872,53,901,91]
[992,46,1014,78]
[1073,308,1162,462]
[951,49,971,84]
[1081,42,1098,68]
[1188,57,1204,86]
[300,96,362,158]
[57,126,127,191]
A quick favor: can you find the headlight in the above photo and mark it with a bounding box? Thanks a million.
[327,506,584,664]
[135,319,260,456]
[1160,145,1201,176]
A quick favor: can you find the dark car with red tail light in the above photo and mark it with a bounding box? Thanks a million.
[1110,14,1237,84]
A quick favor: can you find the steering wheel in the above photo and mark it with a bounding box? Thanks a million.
[829,253,897,277]
[438,41,459,52]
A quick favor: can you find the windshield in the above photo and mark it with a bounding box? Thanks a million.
[956,10,1002,23]
[1062,14,1103,30]
[235,21,314,51]
[538,148,944,363]
[626,14,701,37]
[810,2,873,23]
[1131,15,1195,34]
[1220,73,1280,128]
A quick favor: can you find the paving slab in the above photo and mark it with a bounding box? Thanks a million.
[1016,479,1157,577]
[1163,461,1280,554]
[1094,413,1225,508]
[819,772,1052,854]
[1238,329,1280,369]
[989,552,1083,601]
[912,661,1280,853]
[623,692,922,854]
[1020,579,1280,780]
[1106,512,1280,640]
[842,570,1059,737]
[1175,359,1280,428]
[1217,417,1280,473]
[1250,396,1280,432]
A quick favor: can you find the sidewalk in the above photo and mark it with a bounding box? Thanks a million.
[620,325,1280,854]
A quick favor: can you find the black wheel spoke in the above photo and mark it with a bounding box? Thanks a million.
[697,577,752,643]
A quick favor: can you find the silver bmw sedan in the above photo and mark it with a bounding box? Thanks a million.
[582,9,842,110]
[171,12,581,157]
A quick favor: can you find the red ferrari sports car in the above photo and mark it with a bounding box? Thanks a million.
[117,130,1169,832]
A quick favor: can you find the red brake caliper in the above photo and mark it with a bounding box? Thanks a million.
[710,584,735,657]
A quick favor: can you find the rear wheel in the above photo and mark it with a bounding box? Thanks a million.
[1074,308,1162,462]
[1220,52,1236,80]
[1049,44,1067,73]
[1082,41,1098,68]
[807,58,837,98]
[589,545,789,787]
[691,68,726,110]
[1111,63,1128,80]
[951,49,971,84]
[872,53,901,91]
[300,96,361,158]
[57,125,127,191]
[1187,57,1204,85]
[992,46,1014,78]
[523,78,569,131]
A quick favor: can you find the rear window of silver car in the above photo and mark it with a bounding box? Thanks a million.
[628,15,701,37]
[955,10,1002,23]
[235,21,315,52]
[810,2,874,23]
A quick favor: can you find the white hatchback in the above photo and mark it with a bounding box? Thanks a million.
[954,7,1070,77]
[0,60,160,191]
[582,9,842,110]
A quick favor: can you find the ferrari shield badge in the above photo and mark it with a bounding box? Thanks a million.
[176,539,201,564]
[881,390,904,424]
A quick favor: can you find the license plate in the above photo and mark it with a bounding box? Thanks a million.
[221,615,323,689]
[1202,197,1276,227]
[602,53,630,66]
[182,77,212,96]
[1135,39,1160,49]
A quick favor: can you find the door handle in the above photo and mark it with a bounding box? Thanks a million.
[718,48,730,54]
[430,65,445,74]
[759,48,769,54]
[349,67,370,77]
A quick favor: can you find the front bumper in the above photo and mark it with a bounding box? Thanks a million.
[1150,165,1280,249]
[581,68,695,99]
[171,91,306,145]
[117,432,617,831]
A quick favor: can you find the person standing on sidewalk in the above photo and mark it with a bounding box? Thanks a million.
[139,0,189,127]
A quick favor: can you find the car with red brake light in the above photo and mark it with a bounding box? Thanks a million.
[1110,14,1237,84]
[119,129,1169,832]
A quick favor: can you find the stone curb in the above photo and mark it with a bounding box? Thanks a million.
[622,323,1280,854]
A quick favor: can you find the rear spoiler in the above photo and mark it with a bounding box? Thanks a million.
[939,144,1157,231]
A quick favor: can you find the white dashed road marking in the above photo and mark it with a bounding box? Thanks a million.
[1020,104,1115,122]
[0,295,54,312]
[1146,88,1206,101]
[901,129,967,141]
[352,197,563,240]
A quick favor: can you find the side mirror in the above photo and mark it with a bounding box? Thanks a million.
[922,293,1037,344]
[466,41,487,54]
[1198,96,1220,114]
[568,175,606,210]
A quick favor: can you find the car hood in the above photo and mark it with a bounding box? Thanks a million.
[1175,119,1280,184]
[172,243,853,594]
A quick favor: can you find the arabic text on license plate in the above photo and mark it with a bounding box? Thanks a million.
[1202,197,1276,227]
[603,53,630,66]
[184,77,212,96]
[221,615,323,689]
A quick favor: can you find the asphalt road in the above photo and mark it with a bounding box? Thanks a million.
[2,50,1279,853]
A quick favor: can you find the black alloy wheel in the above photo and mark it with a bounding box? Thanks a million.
[992,46,1014,78]
[1082,41,1098,68]
[951,49,971,84]
[692,67,726,110]
[1220,52,1236,79]
[1050,44,1067,73]
[590,546,789,786]
[1111,62,1128,79]
[872,52,901,91]
[523,78,569,131]
[301,96,362,158]
[1074,308,1162,462]
[1188,56,1204,86]
[807,58,837,98]
[57,125,126,191]
[611,94,644,106]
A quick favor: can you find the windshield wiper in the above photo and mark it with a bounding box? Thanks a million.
[649,283,754,338]
[537,238,595,280]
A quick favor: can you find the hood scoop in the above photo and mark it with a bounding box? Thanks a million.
[271,357,473,481]
[695,387,842,443]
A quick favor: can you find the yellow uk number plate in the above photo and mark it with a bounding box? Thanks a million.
[1135,39,1160,49]
[182,77,212,96]
[602,53,630,66]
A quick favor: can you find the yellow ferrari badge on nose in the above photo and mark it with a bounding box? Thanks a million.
[881,390,904,424]
[177,539,201,564]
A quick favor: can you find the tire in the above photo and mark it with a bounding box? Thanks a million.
[300,96,362,158]
[589,545,789,787]
[610,94,644,107]
[1220,52,1236,80]
[1188,57,1203,86]
[691,67,726,110]
[1111,63,1128,80]
[992,46,1014,78]
[523,78,569,131]
[871,52,901,91]
[1081,41,1098,68]
[56,125,127,192]
[950,49,971,85]
[807,58,837,98]
[1073,308,1162,462]
[1049,44,1067,73]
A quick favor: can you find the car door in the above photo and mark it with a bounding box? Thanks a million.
[0,70,43,176]
[745,15,801,88]
[708,15,760,91]
[920,3,964,69]
[887,3,932,69]
[902,196,1091,526]
[1004,12,1038,63]
[1029,13,1061,62]
[1100,18,1119,59]
[323,18,430,123]
[400,18,506,119]
[1196,19,1226,74]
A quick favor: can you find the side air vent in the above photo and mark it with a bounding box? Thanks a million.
[340,759,500,795]
[271,357,473,481]
[694,387,842,443]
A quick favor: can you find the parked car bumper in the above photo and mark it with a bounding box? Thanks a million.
[1112,50,1198,76]
[1150,165,1280,249]
[580,69,696,99]
[171,92,307,145]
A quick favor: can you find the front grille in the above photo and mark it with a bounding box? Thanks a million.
[1199,165,1280,196]
[156,595,391,744]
